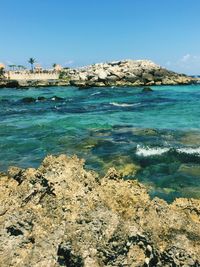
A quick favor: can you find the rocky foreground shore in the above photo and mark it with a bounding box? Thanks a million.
[0,59,198,88]
[0,154,200,266]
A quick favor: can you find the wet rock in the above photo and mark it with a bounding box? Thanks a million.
[118,163,141,177]
[51,95,64,101]
[78,84,93,89]
[142,87,154,92]
[5,80,20,88]
[21,97,35,103]
[37,96,46,101]
[133,128,159,136]
[180,132,200,146]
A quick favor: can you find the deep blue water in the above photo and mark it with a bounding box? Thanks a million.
[1,85,200,201]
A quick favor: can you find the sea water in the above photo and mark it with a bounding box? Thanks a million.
[1,85,200,201]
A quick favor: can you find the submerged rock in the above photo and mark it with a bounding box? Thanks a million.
[0,154,199,266]
[5,80,20,88]
[51,95,64,101]
[178,164,200,177]
[21,96,64,103]
[21,97,35,103]
[142,87,154,92]
[37,96,46,101]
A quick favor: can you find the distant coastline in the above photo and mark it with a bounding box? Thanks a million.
[0,59,198,88]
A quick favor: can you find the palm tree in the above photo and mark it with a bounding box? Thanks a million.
[18,65,26,71]
[52,63,57,68]
[8,64,16,71]
[8,65,14,70]
[17,65,22,70]
[28,58,36,72]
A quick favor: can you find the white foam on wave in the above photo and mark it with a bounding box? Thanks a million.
[136,145,170,157]
[91,92,101,96]
[110,102,140,107]
[177,147,200,155]
[136,145,200,157]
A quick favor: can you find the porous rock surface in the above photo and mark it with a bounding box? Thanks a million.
[63,59,196,88]
[0,154,200,266]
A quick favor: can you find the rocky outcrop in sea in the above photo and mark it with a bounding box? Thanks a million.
[64,59,196,88]
[0,154,200,266]
[0,59,197,88]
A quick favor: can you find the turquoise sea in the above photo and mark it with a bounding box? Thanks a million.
[1,85,200,201]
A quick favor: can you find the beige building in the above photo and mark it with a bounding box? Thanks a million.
[53,64,63,72]
[34,64,43,72]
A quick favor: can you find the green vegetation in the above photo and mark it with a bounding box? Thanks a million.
[58,71,70,81]
[0,67,5,79]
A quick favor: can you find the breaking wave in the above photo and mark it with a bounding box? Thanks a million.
[110,102,140,107]
[136,145,200,157]
[136,145,170,156]
[177,147,200,155]
[91,92,101,96]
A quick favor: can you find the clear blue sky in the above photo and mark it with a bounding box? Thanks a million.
[1,0,200,74]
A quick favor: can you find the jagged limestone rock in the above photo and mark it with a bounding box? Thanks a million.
[0,154,199,266]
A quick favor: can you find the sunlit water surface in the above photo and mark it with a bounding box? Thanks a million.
[1,85,200,201]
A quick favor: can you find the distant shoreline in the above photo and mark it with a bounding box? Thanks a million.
[0,59,199,89]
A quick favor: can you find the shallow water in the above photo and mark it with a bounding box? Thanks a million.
[1,85,200,201]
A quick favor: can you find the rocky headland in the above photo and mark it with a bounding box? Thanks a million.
[0,154,200,266]
[66,60,196,88]
[0,59,198,88]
